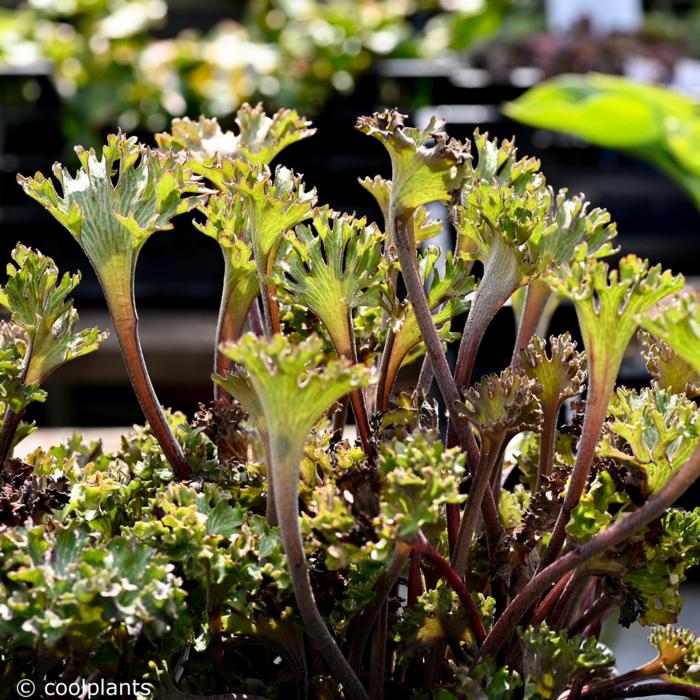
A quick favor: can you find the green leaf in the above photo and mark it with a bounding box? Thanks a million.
[0,245,107,386]
[356,109,470,215]
[456,367,542,444]
[567,470,628,543]
[194,192,260,338]
[519,333,586,417]
[520,622,614,699]
[231,162,317,273]
[379,432,466,542]
[358,174,442,244]
[0,324,46,413]
[639,329,700,398]
[453,177,555,288]
[504,73,700,207]
[617,508,700,625]
[539,190,618,267]
[545,255,684,395]
[17,132,206,311]
[598,386,699,496]
[277,210,388,357]
[641,293,700,376]
[216,334,374,452]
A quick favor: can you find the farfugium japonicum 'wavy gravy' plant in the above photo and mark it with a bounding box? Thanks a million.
[6,104,700,699]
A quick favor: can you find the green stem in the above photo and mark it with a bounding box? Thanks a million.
[271,438,368,700]
[104,276,193,482]
[214,260,256,401]
[480,440,700,659]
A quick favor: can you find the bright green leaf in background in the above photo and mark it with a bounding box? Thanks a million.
[505,73,700,209]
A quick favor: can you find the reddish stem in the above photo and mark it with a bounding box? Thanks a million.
[414,532,486,645]
[407,550,422,609]
[480,440,700,659]
[538,373,614,571]
[531,570,574,625]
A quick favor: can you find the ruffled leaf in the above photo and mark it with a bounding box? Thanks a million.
[356,109,470,214]
[598,386,699,496]
[639,329,700,398]
[545,255,684,390]
[456,368,542,443]
[520,622,614,699]
[276,211,388,356]
[378,432,466,542]
[0,245,107,386]
[216,334,374,449]
[641,293,700,376]
[519,333,586,416]
[156,104,315,166]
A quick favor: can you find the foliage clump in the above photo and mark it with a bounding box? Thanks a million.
[4,106,700,700]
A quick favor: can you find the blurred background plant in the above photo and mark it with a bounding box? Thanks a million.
[0,0,521,146]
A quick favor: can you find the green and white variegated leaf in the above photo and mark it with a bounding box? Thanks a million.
[156,104,315,166]
[17,133,206,305]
